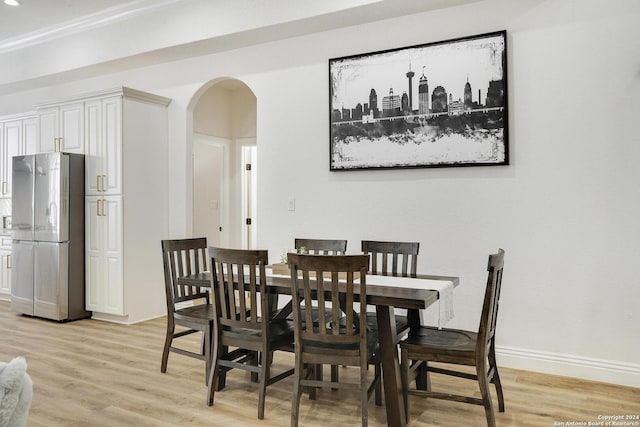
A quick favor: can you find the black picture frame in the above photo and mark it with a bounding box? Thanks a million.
[329,30,508,171]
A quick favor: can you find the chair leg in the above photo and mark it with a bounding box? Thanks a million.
[415,359,429,390]
[258,349,270,419]
[489,344,505,412]
[291,355,305,427]
[217,345,229,391]
[203,326,212,385]
[400,349,410,424]
[331,364,339,390]
[207,330,221,406]
[308,365,317,400]
[360,360,368,427]
[477,360,496,427]
[251,351,259,383]
[374,360,382,406]
[160,317,174,373]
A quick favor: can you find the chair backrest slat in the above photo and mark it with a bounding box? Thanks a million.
[361,240,419,277]
[209,247,269,332]
[161,238,209,309]
[477,248,505,354]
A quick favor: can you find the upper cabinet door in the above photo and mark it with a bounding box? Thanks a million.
[38,102,84,154]
[85,96,122,196]
[85,100,102,195]
[0,115,37,198]
[22,117,38,156]
[59,103,84,153]
[38,107,59,153]
[2,120,22,197]
[102,96,122,195]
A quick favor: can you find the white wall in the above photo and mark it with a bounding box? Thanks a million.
[1,0,638,386]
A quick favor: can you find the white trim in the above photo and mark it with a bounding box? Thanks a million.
[0,0,182,53]
[496,345,640,388]
[0,111,36,121]
[36,87,171,109]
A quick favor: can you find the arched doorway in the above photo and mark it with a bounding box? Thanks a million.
[190,78,257,248]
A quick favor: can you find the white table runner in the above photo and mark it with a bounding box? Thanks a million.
[361,275,454,329]
[266,269,454,329]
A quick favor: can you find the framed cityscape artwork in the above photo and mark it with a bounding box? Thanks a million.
[329,30,508,171]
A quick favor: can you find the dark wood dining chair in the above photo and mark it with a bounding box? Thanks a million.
[294,238,347,255]
[288,253,381,427]
[293,238,347,384]
[160,238,214,384]
[361,240,419,278]
[207,247,294,420]
[361,240,420,338]
[399,249,506,427]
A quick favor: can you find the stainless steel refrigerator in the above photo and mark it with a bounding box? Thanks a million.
[11,153,89,321]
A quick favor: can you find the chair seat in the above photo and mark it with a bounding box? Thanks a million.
[225,319,295,340]
[404,326,477,348]
[306,328,379,353]
[286,306,342,324]
[350,313,409,338]
[400,326,478,364]
[174,304,215,324]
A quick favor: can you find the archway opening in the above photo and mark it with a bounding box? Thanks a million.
[189,78,257,248]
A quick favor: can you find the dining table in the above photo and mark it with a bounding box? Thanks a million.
[178,268,459,427]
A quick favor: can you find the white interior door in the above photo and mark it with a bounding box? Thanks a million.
[193,134,229,247]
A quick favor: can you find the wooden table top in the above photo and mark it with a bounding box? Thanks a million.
[178,271,459,310]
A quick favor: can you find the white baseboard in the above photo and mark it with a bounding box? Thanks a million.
[90,311,164,325]
[496,345,640,388]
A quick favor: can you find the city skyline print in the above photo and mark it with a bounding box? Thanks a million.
[329,30,508,170]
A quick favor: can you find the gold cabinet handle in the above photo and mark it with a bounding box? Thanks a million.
[96,175,101,192]
[1,182,6,195]
[102,175,107,192]
[7,254,11,269]
[58,137,63,152]
[97,199,102,217]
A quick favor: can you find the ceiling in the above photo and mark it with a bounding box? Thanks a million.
[0,0,136,42]
[0,0,482,95]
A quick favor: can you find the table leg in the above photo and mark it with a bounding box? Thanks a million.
[407,308,428,390]
[376,305,406,427]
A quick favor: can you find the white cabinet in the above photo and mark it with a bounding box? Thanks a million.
[0,114,37,197]
[85,97,122,195]
[0,237,12,301]
[37,102,84,153]
[82,87,170,324]
[1,121,21,196]
[85,196,123,314]
[0,113,36,301]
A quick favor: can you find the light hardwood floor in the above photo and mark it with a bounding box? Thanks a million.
[1,301,638,427]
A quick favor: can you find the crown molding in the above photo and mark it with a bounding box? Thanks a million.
[0,0,182,54]
[35,86,171,109]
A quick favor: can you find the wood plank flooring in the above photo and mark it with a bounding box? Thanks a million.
[1,301,638,426]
